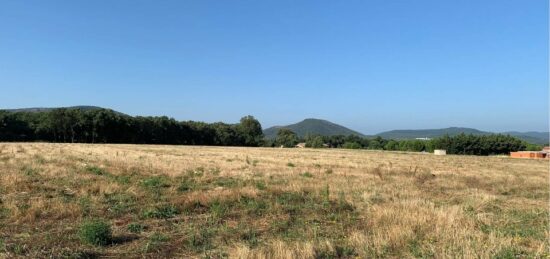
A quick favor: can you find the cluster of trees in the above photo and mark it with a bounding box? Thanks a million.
[0,109,263,146]
[265,128,534,156]
[0,109,538,156]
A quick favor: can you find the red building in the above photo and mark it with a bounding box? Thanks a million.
[510,147,549,159]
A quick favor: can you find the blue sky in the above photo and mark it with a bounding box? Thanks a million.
[0,0,547,134]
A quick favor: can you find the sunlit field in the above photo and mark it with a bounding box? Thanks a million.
[0,143,547,258]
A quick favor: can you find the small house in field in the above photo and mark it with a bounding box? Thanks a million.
[510,147,549,159]
[434,149,446,156]
[510,151,546,159]
[510,151,550,158]
[295,143,306,148]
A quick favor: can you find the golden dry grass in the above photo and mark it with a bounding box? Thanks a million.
[0,143,548,258]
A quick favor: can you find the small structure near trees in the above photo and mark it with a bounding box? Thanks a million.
[434,149,447,156]
[510,146,549,159]
[295,143,306,148]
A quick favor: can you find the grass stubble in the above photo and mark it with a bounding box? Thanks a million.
[0,143,547,258]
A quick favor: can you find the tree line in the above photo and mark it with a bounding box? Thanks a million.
[266,128,538,156]
[0,108,539,155]
[0,108,263,146]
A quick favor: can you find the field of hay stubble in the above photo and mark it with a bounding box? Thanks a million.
[0,143,548,258]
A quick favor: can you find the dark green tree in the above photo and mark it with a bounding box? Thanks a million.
[275,128,298,148]
[237,115,263,146]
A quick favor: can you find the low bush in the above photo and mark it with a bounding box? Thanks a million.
[79,219,112,246]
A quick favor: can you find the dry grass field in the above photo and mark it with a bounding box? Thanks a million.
[0,143,548,258]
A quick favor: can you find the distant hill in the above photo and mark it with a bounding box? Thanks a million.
[3,106,105,113]
[502,131,549,145]
[376,127,549,145]
[263,118,364,139]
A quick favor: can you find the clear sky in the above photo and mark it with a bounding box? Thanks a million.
[0,0,548,134]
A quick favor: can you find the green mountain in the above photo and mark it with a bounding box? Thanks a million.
[376,127,549,145]
[263,118,364,139]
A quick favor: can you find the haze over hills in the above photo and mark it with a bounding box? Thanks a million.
[264,119,548,145]
[499,131,549,145]
[375,127,549,145]
[263,118,365,139]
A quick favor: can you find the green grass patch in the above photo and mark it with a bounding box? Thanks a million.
[127,223,146,233]
[21,165,40,177]
[186,227,214,252]
[497,209,548,239]
[140,176,170,190]
[177,177,197,192]
[254,180,267,190]
[142,204,179,219]
[78,219,112,246]
[78,197,92,216]
[493,247,530,259]
[102,192,137,216]
[316,245,357,258]
[300,172,313,178]
[241,196,269,216]
[143,232,170,253]
[213,177,240,188]
[239,227,260,247]
[209,200,232,220]
[85,165,109,176]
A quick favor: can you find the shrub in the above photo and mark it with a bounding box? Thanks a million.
[79,219,112,246]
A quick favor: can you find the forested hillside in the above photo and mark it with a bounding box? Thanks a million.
[0,108,540,156]
[0,108,263,146]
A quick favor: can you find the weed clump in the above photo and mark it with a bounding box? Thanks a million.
[127,223,146,233]
[177,177,196,192]
[187,228,213,251]
[301,172,313,178]
[85,165,108,176]
[143,204,179,219]
[79,219,112,246]
[140,176,170,189]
